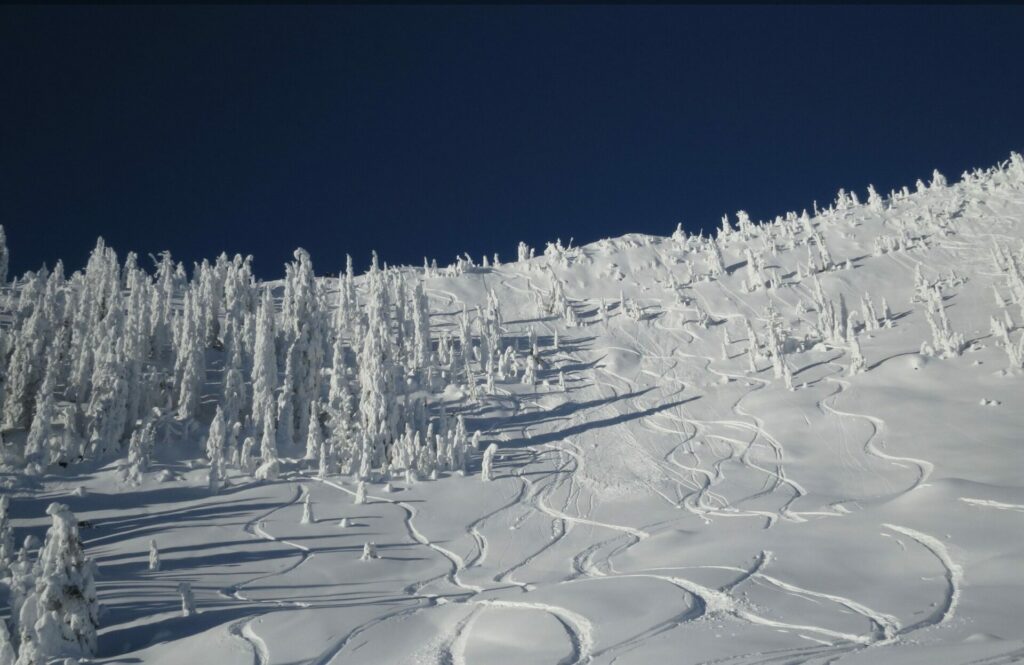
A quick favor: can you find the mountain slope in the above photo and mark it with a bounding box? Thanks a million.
[4,155,1024,664]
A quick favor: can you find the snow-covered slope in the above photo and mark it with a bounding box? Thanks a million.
[4,155,1024,664]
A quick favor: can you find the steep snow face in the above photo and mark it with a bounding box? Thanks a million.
[4,156,1024,664]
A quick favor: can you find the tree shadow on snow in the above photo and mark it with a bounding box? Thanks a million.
[494,395,700,449]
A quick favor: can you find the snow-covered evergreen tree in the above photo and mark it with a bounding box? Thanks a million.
[221,341,247,458]
[301,493,314,524]
[411,280,432,370]
[124,417,155,485]
[305,401,324,461]
[0,619,14,665]
[19,504,99,661]
[23,363,57,471]
[2,305,48,430]
[0,497,14,577]
[175,288,205,421]
[85,332,129,457]
[251,289,278,443]
[255,408,280,481]
[481,443,498,482]
[206,406,226,493]
[178,582,196,617]
[358,312,393,477]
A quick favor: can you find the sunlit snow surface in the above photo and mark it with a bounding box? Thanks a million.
[8,171,1024,664]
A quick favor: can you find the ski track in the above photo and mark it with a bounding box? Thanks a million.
[220,483,313,664]
[510,285,906,660]
[820,374,934,499]
[883,523,964,632]
[959,497,1024,513]
[474,598,594,665]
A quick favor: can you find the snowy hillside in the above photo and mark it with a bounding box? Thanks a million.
[2,154,1024,665]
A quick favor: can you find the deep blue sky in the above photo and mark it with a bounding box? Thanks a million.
[2,5,1022,279]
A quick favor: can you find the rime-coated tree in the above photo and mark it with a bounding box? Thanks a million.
[206,406,226,469]
[522,353,538,387]
[301,493,314,524]
[912,265,929,303]
[221,341,247,457]
[68,239,121,406]
[251,289,278,441]
[239,437,256,475]
[782,361,794,390]
[517,241,534,263]
[481,443,498,482]
[85,328,129,457]
[718,213,733,239]
[705,238,725,278]
[2,305,48,430]
[39,263,67,343]
[25,341,60,467]
[746,340,759,374]
[812,230,833,270]
[881,298,893,327]
[277,337,302,449]
[0,620,14,665]
[860,295,879,332]
[317,440,334,480]
[148,540,160,572]
[327,381,356,474]
[358,315,393,475]
[124,417,155,485]
[255,407,280,481]
[290,322,325,449]
[8,537,36,648]
[866,185,884,212]
[12,267,44,325]
[849,336,867,375]
[208,455,222,494]
[0,496,13,577]
[282,253,328,446]
[836,293,849,342]
[19,504,99,661]
[149,251,176,365]
[991,317,1023,368]
[327,318,352,415]
[735,210,755,238]
[175,288,205,421]
[23,382,55,471]
[411,280,432,370]
[923,286,964,358]
[121,263,151,435]
[744,247,762,292]
[178,582,196,617]
[305,401,324,461]
[199,258,226,348]
[335,254,357,338]
[281,249,317,344]
[457,306,473,372]
[226,255,257,348]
